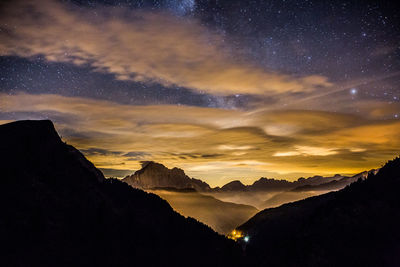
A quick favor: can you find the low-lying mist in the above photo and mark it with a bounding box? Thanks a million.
[148,189,258,234]
[147,188,332,234]
[205,190,330,210]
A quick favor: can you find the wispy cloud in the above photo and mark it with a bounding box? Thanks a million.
[2,93,399,186]
[0,0,331,96]
[274,146,338,157]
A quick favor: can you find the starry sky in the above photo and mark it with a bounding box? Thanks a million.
[1,0,399,186]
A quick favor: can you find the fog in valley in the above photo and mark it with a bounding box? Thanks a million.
[148,188,332,234]
[148,189,259,234]
[205,190,330,210]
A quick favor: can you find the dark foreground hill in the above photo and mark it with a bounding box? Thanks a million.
[0,120,241,267]
[238,157,400,266]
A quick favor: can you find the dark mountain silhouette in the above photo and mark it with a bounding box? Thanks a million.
[259,172,376,209]
[220,180,248,191]
[237,157,400,266]
[123,161,354,194]
[291,170,375,192]
[0,120,241,266]
[210,175,358,210]
[123,161,211,191]
[248,177,293,191]
[218,174,351,192]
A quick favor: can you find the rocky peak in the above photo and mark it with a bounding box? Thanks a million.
[250,177,292,191]
[0,120,104,183]
[123,161,211,191]
[221,180,247,191]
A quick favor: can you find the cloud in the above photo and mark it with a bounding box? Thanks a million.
[2,92,400,186]
[81,148,123,156]
[0,0,331,95]
[218,145,254,151]
[123,151,150,157]
[274,146,338,157]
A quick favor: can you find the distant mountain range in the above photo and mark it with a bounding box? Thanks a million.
[258,171,376,209]
[237,157,400,266]
[122,161,377,213]
[0,120,241,266]
[220,170,376,192]
[122,160,375,194]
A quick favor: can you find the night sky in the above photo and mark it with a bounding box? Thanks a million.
[1,0,399,186]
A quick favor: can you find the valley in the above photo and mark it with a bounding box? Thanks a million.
[121,160,374,233]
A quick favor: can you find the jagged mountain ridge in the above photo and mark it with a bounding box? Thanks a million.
[237,157,400,266]
[123,160,370,193]
[123,161,211,191]
[0,120,241,266]
[291,170,374,192]
[239,173,368,192]
[257,171,376,209]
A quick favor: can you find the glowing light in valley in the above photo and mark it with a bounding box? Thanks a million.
[227,230,244,241]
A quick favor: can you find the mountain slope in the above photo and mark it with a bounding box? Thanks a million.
[123,161,211,191]
[260,190,322,209]
[237,157,400,266]
[0,120,241,266]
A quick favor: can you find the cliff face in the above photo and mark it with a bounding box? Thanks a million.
[123,161,211,191]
